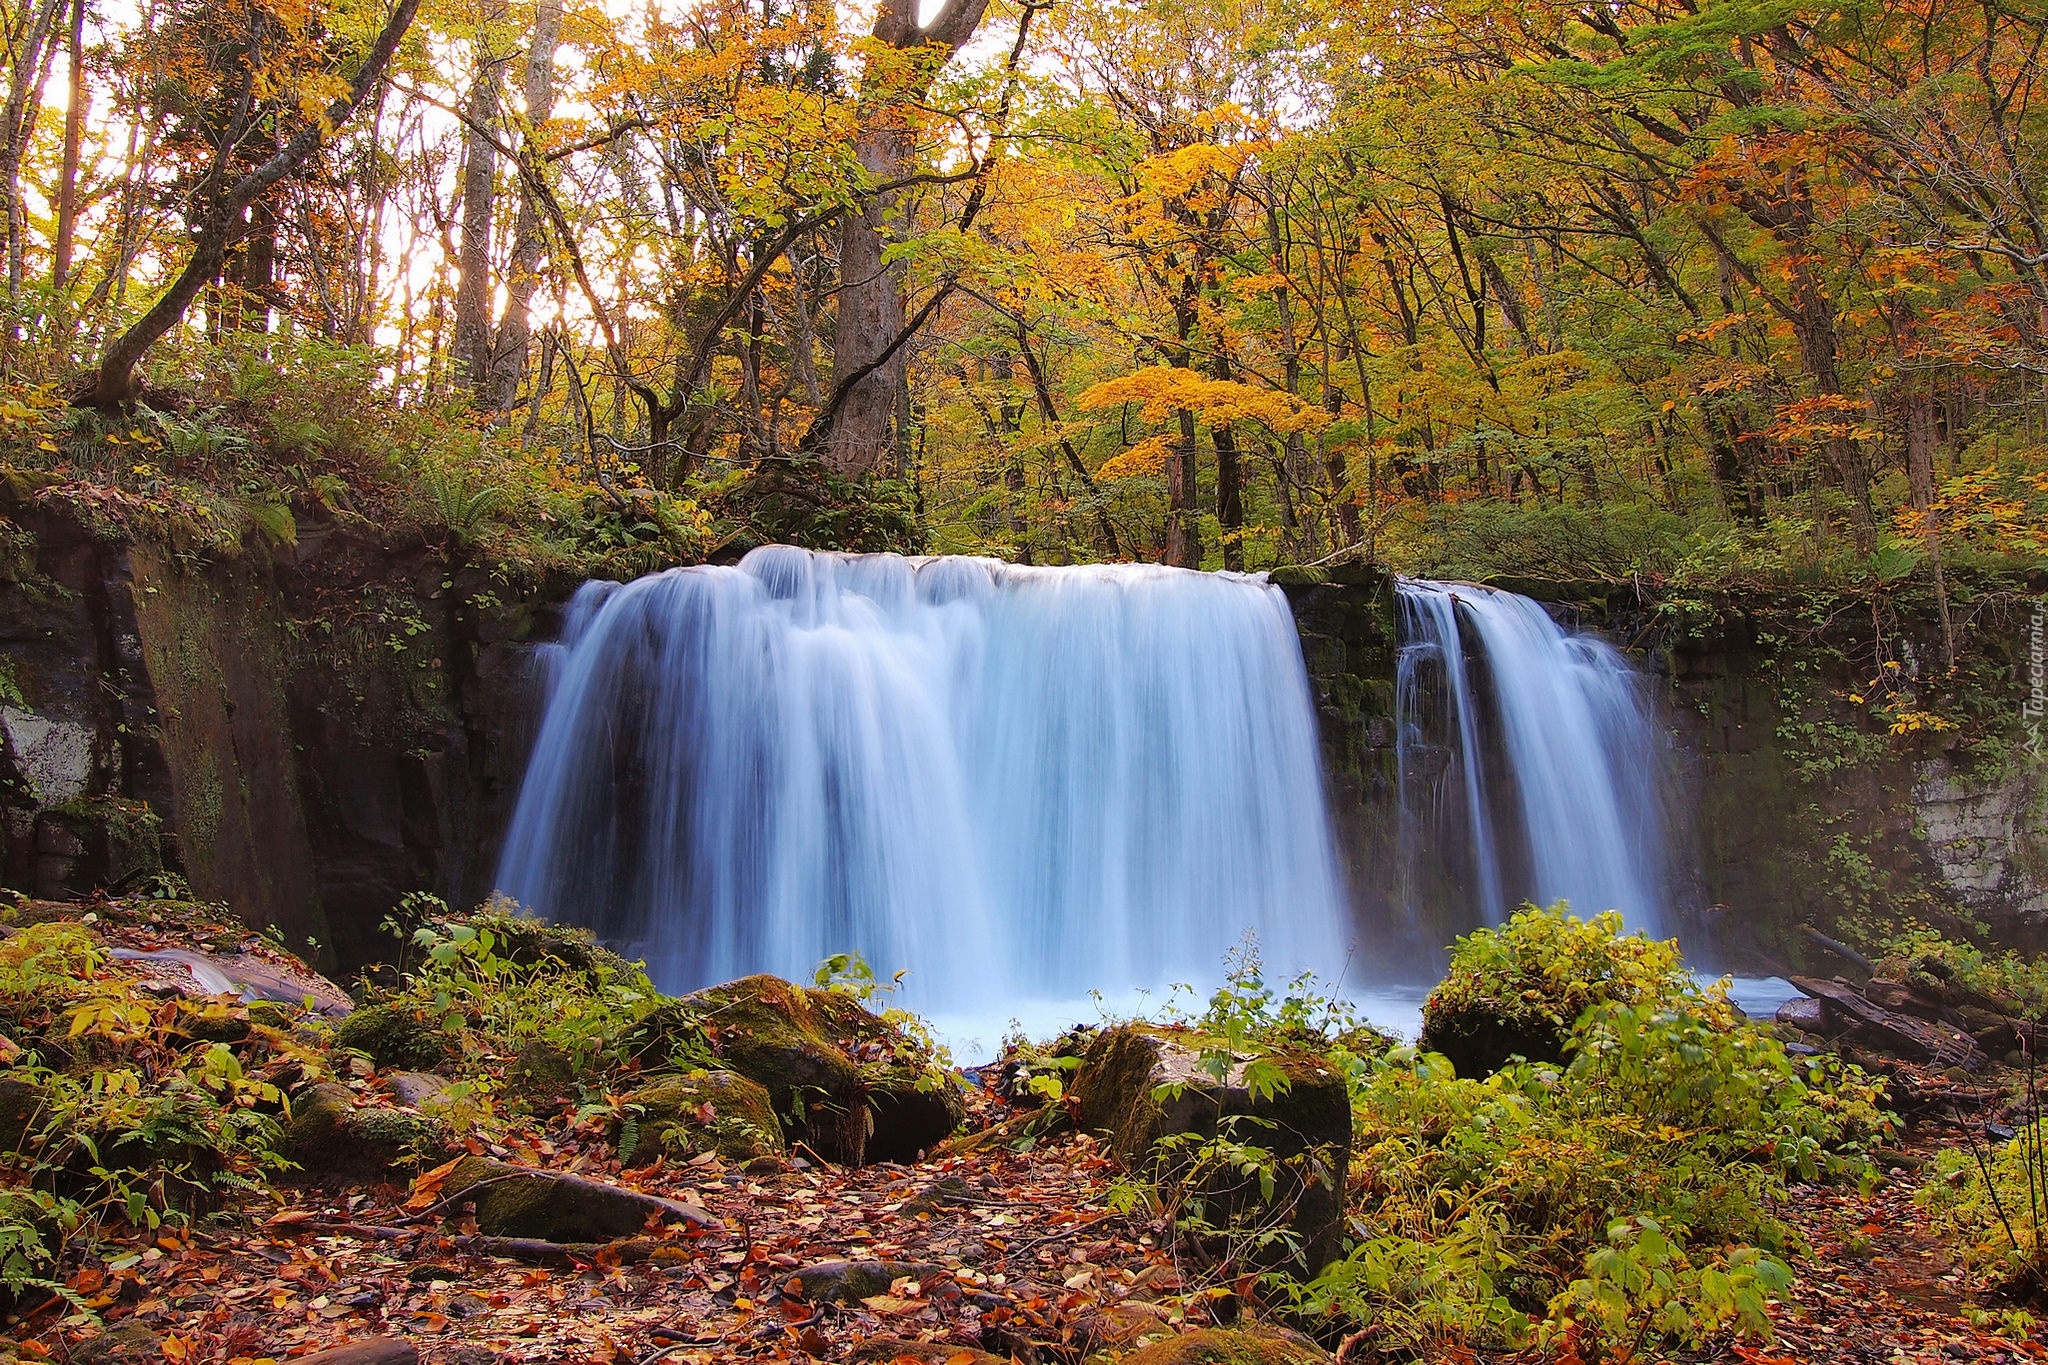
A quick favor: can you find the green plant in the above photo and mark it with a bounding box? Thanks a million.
[1545,1215,1791,1355]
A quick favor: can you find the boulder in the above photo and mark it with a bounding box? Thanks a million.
[781,1258,946,1305]
[293,1343,420,1365]
[277,1082,444,1180]
[0,1074,45,1155]
[686,975,963,1165]
[626,1069,784,1163]
[847,1341,1006,1365]
[810,989,967,1162]
[385,1071,452,1110]
[1070,1024,1350,1272]
[335,1003,451,1071]
[503,1040,577,1109]
[439,1154,711,1241]
[1773,996,1830,1034]
[1115,1328,1329,1365]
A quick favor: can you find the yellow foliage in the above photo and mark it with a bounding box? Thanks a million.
[1095,435,1177,481]
[1077,367,1328,435]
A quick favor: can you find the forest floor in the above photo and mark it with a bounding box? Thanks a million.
[12,1100,2046,1365]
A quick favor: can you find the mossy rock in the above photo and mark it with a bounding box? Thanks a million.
[1112,1328,1329,1365]
[0,1074,46,1155]
[807,988,966,1162]
[1417,906,1696,1078]
[1070,1024,1350,1273]
[440,1153,709,1241]
[626,1069,784,1163]
[617,999,713,1068]
[276,1082,443,1180]
[686,976,962,1165]
[504,1040,578,1109]
[437,912,636,983]
[335,1002,452,1071]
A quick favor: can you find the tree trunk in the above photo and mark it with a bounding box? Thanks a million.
[48,0,82,292]
[824,0,989,477]
[485,0,563,413]
[1904,389,1956,670]
[453,45,502,398]
[1168,408,1201,567]
[1,0,63,301]
[1212,421,1243,571]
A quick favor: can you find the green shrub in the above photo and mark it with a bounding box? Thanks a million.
[1280,922,1884,1359]
[1417,904,1706,1076]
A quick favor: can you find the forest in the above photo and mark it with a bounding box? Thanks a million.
[0,0,2045,584]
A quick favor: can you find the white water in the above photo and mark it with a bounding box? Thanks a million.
[1395,581,1672,935]
[496,547,1351,1016]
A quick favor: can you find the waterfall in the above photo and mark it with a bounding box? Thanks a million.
[1394,580,1671,936]
[496,546,1350,1011]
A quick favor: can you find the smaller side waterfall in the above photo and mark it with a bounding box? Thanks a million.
[1395,581,1672,936]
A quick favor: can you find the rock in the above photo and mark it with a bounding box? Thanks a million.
[688,976,867,1161]
[503,1040,577,1108]
[806,987,967,1162]
[1070,1024,1350,1272]
[108,946,351,1015]
[277,1082,444,1180]
[626,1069,784,1163]
[1774,996,1830,1033]
[386,1071,452,1109]
[440,1154,712,1241]
[1417,1004,1568,1078]
[782,1259,946,1305]
[0,1074,45,1154]
[293,1342,420,1365]
[335,1003,452,1071]
[1114,1328,1329,1365]
[847,1341,1007,1365]
[686,975,963,1165]
[898,1173,974,1216]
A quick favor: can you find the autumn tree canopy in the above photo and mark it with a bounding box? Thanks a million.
[0,0,2043,580]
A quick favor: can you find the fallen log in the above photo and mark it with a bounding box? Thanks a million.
[1788,976,1985,1070]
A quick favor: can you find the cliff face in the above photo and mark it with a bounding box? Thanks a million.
[0,516,2036,979]
[0,509,546,972]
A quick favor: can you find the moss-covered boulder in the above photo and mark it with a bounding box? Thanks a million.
[1113,1328,1329,1365]
[684,975,962,1165]
[334,1002,452,1071]
[0,1074,45,1155]
[1417,905,1699,1078]
[439,1153,711,1241]
[276,1082,444,1180]
[809,989,966,1163]
[782,1258,945,1305]
[1070,1024,1350,1273]
[626,1069,784,1163]
[503,1039,577,1109]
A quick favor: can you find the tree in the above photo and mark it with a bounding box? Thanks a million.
[89,0,422,405]
[823,0,990,478]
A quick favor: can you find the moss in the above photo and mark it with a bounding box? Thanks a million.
[628,1069,784,1162]
[687,975,866,1161]
[275,1081,441,1179]
[334,1002,450,1070]
[1112,1328,1328,1365]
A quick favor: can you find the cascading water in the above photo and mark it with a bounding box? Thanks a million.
[1394,580,1672,936]
[496,546,1351,1017]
